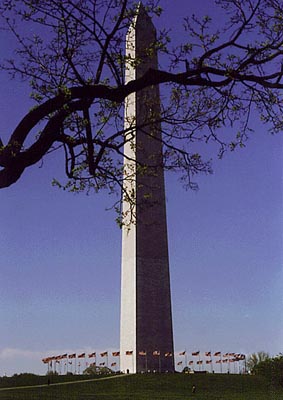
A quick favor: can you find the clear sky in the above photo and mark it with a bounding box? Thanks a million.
[0,0,282,376]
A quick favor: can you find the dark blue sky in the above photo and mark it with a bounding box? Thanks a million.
[0,0,282,375]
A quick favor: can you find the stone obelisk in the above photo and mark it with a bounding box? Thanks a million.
[120,4,174,373]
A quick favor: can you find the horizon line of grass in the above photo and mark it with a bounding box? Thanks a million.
[0,372,282,400]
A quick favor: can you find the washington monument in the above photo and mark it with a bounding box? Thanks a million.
[120,4,175,373]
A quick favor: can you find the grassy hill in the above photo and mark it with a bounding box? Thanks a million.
[0,373,282,399]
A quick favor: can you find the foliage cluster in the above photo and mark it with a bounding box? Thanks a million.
[83,364,115,375]
[253,354,283,387]
[246,351,270,372]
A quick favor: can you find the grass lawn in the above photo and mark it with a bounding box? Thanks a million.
[0,373,282,399]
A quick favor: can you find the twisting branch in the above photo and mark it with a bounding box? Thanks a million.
[0,0,282,199]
